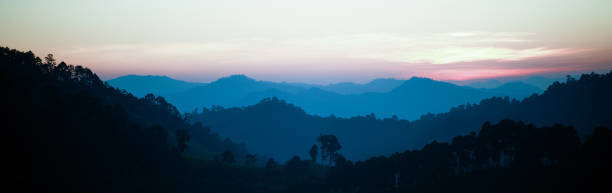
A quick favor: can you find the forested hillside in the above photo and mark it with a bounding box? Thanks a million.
[4,47,611,193]
[325,119,612,193]
[191,97,413,161]
[192,71,612,160]
[413,71,612,143]
[2,47,246,192]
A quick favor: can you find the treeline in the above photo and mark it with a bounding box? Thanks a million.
[187,119,611,193]
[183,119,611,193]
[324,119,611,193]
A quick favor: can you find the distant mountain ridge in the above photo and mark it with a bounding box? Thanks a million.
[317,78,406,94]
[191,71,612,161]
[109,74,545,119]
[478,81,542,99]
[466,79,504,88]
[463,76,566,90]
[107,75,206,97]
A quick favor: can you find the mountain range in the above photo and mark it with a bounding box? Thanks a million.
[107,75,206,97]
[462,76,567,89]
[5,46,611,193]
[190,72,612,161]
[109,74,545,120]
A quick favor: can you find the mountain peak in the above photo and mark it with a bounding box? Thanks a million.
[407,76,435,82]
[227,74,251,79]
[402,77,445,86]
[224,74,252,80]
[390,76,467,94]
[214,74,256,84]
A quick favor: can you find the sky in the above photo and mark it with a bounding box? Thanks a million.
[1,0,611,84]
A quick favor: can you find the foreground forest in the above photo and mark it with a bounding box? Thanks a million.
[3,46,611,193]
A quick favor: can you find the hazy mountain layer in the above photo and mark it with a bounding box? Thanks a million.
[110,75,545,120]
[107,75,206,97]
[191,72,611,161]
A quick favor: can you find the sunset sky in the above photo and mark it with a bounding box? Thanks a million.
[2,0,611,83]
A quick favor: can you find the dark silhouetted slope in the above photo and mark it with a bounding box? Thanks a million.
[330,119,612,193]
[412,72,612,143]
[2,47,248,192]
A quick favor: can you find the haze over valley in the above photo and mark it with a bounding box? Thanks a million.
[3,0,612,193]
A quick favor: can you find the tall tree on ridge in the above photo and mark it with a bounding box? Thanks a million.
[317,134,342,165]
[309,144,318,162]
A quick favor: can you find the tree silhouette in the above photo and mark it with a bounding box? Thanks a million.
[44,53,56,66]
[175,129,190,153]
[245,154,256,167]
[317,134,342,165]
[309,144,318,162]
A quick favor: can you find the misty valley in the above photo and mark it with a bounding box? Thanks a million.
[4,47,611,193]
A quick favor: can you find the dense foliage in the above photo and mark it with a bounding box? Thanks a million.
[328,119,611,193]
[1,47,244,192]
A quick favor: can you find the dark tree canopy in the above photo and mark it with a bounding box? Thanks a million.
[317,134,342,165]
